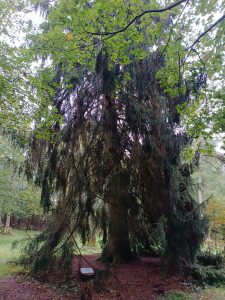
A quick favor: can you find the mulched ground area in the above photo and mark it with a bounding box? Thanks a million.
[0,255,195,300]
[0,276,73,300]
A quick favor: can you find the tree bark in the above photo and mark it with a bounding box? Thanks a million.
[198,156,204,204]
[4,213,10,234]
[87,233,96,246]
[106,196,131,263]
[101,65,132,262]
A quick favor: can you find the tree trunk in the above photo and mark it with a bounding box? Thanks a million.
[4,213,10,234]
[106,197,131,263]
[12,214,15,229]
[88,234,96,246]
[100,64,132,262]
[198,158,204,204]
[0,213,2,233]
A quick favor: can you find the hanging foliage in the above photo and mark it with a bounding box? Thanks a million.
[19,0,225,276]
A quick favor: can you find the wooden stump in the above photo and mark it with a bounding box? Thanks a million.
[79,267,95,300]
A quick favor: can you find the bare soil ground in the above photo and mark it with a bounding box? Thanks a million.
[0,276,73,300]
[0,255,197,300]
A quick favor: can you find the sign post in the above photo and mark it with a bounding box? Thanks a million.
[79,267,95,300]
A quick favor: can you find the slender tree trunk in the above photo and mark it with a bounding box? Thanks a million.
[12,214,15,229]
[88,234,96,246]
[0,212,2,233]
[198,156,204,204]
[4,213,10,234]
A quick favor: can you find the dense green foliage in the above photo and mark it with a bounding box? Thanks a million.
[0,1,32,131]
[197,252,224,269]
[28,0,225,148]
[193,265,225,287]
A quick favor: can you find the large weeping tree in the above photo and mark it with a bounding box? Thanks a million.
[22,0,224,274]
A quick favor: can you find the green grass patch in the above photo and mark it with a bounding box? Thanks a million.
[0,229,38,277]
[201,287,225,299]
[0,230,101,277]
[157,291,192,300]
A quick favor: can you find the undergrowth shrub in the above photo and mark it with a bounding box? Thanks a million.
[192,251,225,287]
[192,265,225,286]
[197,252,224,268]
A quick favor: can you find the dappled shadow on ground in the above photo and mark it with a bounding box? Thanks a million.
[73,255,192,299]
[0,255,195,300]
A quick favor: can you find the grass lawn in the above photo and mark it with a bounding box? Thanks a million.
[0,229,38,277]
[0,229,101,277]
[192,288,225,300]
[159,289,225,300]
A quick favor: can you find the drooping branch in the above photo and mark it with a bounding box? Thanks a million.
[86,0,188,36]
[186,14,225,50]
[202,153,225,164]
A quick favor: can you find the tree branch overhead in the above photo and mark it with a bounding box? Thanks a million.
[87,0,188,36]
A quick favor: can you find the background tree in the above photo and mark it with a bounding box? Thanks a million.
[0,0,59,135]
[0,133,42,232]
[196,154,225,249]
